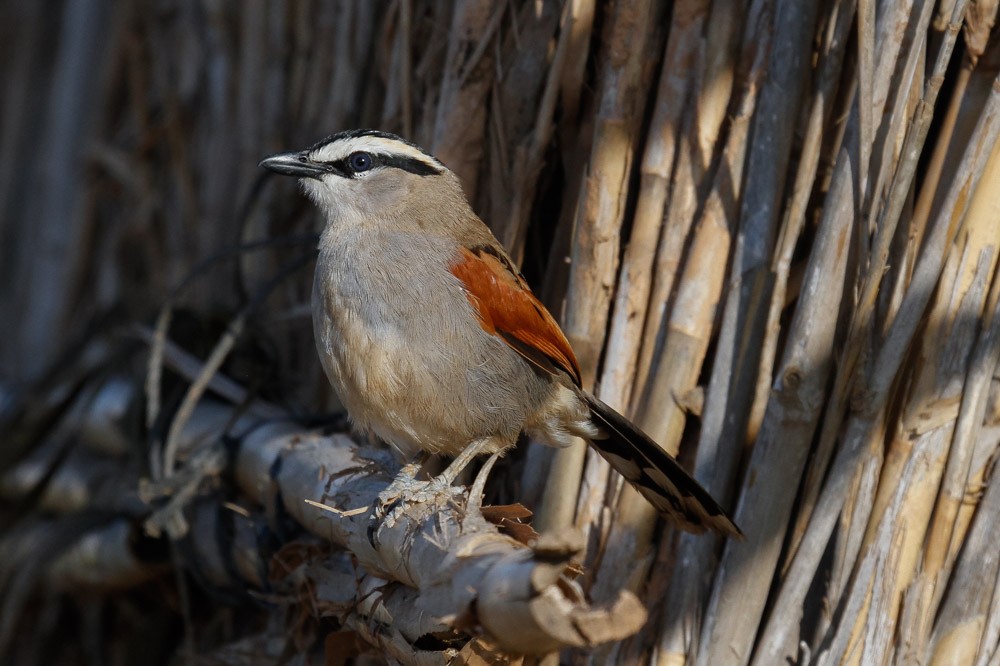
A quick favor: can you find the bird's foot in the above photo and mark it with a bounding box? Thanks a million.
[373,465,464,527]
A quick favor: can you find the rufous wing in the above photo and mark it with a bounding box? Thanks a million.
[450,245,582,387]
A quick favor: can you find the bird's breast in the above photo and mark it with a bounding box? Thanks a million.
[311,229,533,455]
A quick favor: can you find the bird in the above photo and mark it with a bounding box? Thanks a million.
[260,129,741,538]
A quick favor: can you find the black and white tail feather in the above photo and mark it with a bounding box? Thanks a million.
[582,391,743,538]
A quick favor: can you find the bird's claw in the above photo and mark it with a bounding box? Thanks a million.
[373,467,464,527]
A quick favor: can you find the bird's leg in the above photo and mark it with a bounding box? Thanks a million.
[432,437,496,488]
[465,452,502,515]
[374,438,497,520]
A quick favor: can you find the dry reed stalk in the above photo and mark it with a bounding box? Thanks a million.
[754,66,1000,665]
[628,0,755,486]
[906,0,997,272]
[815,444,914,666]
[748,0,856,448]
[0,512,114,656]
[232,417,648,657]
[46,520,170,591]
[555,0,594,127]
[526,0,596,535]
[925,456,1000,665]
[653,2,822,662]
[7,1,1000,663]
[9,1,114,380]
[705,53,864,666]
[857,0,875,196]
[919,256,1000,657]
[631,0,745,403]
[673,2,854,660]
[573,0,710,556]
[0,2,47,344]
[835,3,981,585]
[490,0,565,262]
[562,0,663,388]
[536,0,663,535]
[397,0,413,137]
[0,443,125,515]
[431,0,500,199]
[595,10,774,658]
[915,115,1000,650]
[683,4,858,659]
[381,0,414,136]
[790,0,969,558]
[907,62,973,258]
[600,0,706,425]
[131,323,283,418]
[158,253,312,488]
[826,0,942,645]
[839,239,997,664]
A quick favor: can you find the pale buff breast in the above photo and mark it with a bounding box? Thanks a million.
[312,230,554,458]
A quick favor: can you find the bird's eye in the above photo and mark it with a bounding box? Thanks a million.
[348,152,373,173]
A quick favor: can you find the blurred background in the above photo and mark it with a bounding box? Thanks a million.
[2,0,1000,664]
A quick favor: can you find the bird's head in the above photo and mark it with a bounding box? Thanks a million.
[260,129,466,229]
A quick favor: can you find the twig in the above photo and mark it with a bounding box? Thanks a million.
[130,323,284,418]
[160,253,313,479]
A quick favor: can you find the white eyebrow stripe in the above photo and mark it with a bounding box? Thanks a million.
[309,135,439,169]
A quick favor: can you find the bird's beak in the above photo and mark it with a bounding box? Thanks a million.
[259,151,329,179]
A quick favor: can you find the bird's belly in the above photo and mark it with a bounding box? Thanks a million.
[313,274,535,458]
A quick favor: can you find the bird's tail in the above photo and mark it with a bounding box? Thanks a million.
[582,391,743,538]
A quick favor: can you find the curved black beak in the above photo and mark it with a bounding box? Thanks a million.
[259,151,328,179]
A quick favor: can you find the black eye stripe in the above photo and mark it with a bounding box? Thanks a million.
[379,154,442,176]
[321,153,443,178]
[319,159,351,178]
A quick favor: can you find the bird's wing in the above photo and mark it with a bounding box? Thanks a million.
[449,245,582,387]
